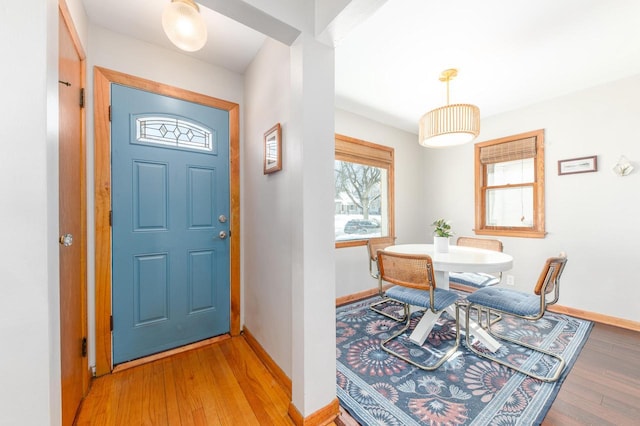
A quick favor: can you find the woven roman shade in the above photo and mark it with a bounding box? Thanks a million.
[479,136,537,164]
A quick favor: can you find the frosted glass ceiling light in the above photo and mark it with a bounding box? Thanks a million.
[162,0,207,52]
[419,69,480,148]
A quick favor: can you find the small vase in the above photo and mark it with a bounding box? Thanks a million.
[433,236,450,253]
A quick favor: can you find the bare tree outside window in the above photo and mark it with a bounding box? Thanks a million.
[335,161,381,220]
[335,134,394,246]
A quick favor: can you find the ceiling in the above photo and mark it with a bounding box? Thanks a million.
[82,0,267,73]
[82,0,640,135]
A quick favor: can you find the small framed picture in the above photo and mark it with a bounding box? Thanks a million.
[263,123,282,174]
[558,155,597,175]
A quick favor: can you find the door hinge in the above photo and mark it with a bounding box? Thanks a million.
[108,105,112,122]
[110,315,113,331]
[79,87,85,108]
[109,210,112,226]
[81,337,88,357]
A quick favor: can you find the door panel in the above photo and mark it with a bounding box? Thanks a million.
[58,9,87,426]
[133,161,168,230]
[188,167,216,228]
[189,249,216,312]
[111,84,230,364]
[134,253,169,324]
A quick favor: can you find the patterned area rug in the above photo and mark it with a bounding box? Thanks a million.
[336,296,592,425]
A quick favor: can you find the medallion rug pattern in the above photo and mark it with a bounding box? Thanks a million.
[336,296,592,425]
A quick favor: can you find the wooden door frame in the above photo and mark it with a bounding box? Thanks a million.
[59,0,89,398]
[94,67,241,375]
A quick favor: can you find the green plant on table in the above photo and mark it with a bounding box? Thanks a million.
[432,219,453,238]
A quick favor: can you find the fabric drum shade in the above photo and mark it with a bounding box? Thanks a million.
[419,103,480,147]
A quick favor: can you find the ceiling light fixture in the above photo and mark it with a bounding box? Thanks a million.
[162,0,207,52]
[418,69,480,148]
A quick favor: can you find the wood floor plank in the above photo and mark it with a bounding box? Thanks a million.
[96,368,122,426]
[78,371,120,426]
[116,368,144,425]
[218,337,293,425]
[161,357,183,426]
[550,386,633,426]
[140,361,168,426]
[75,374,111,425]
[197,343,262,425]
[191,407,209,426]
[542,322,640,426]
[542,398,613,426]
[170,350,206,426]
[186,347,224,425]
[602,393,640,419]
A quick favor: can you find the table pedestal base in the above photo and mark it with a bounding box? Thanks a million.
[407,271,501,352]
[407,306,501,353]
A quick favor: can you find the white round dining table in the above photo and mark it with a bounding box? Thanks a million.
[383,243,514,351]
[384,244,513,289]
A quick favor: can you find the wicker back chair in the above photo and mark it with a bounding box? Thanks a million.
[463,254,568,382]
[457,236,503,252]
[377,251,460,370]
[450,236,504,292]
[367,236,397,279]
[366,237,404,321]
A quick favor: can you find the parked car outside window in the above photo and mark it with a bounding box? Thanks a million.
[344,219,381,234]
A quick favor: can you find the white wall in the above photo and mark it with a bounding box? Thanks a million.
[85,24,246,366]
[245,34,338,416]
[422,74,640,323]
[334,109,428,297]
[0,0,61,424]
[287,33,337,415]
[243,38,293,376]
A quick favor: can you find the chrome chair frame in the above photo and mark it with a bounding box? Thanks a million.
[463,255,568,382]
[367,237,405,322]
[452,236,504,326]
[377,251,461,371]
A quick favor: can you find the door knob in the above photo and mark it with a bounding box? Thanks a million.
[218,231,227,239]
[59,233,73,247]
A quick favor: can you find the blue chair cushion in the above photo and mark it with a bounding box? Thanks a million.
[385,286,458,311]
[467,287,540,317]
[450,272,500,288]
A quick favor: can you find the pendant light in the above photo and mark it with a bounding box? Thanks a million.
[162,0,208,52]
[418,69,480,148]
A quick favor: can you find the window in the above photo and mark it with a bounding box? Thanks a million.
[474,129,545,238]
[335,134,394,247]
[134,114,215,153]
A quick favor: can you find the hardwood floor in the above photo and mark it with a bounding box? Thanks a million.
[542,323,640,425]
[77,323,639,425]
[76,336,295,425]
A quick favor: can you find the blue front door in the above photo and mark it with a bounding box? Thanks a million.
[111,84,230,364]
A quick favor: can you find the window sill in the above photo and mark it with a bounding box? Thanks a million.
[336,240,369,249]
[474,228,546,239]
